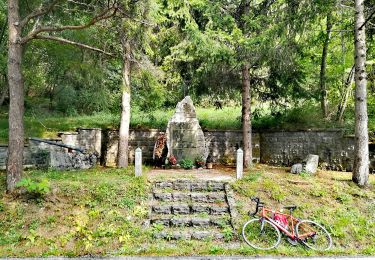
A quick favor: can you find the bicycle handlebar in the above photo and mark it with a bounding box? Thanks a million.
[249,196,264,216]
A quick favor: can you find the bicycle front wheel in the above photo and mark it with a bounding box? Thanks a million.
[296,220,332,251]
[242,218,281,250]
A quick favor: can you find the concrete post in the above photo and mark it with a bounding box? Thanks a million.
[135,147,142,177]
[236,148,243,179]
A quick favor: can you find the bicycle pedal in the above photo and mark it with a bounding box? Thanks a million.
[286,237,298,246]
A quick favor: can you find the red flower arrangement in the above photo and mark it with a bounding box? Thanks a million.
[168,155,177,165]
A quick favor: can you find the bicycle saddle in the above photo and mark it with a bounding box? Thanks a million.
[284,205,297,211]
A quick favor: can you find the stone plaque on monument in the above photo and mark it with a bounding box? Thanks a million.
[166,96,207,162]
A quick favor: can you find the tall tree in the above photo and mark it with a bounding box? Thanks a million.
[117,0,153,168]
[6,0,117,192]
[320,14,333,118]
[352,0,369,186]
[237,0,252,168]
[117,31,131,168]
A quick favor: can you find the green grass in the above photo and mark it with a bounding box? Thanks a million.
[0,165,374,256]
[231,165,375,256]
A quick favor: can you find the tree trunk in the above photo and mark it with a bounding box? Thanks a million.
[6,0,24,192]
[352,0,369,187]
[117,38,131,168]
[242,64,252,168]
[320,14,332,118]
[337,65,355,123]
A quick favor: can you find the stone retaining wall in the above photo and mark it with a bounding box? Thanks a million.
[102,129,261,166]
[0,128,374,172]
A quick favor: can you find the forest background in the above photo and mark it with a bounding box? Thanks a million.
[0,0,374,142]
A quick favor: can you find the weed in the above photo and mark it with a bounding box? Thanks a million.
[209,245,224,254]
[244,171,262,182]
[222,226,234,242]
[16,178,50,198]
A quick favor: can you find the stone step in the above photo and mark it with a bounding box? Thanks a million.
[151,203,230,215]
[152,191,227,203]
[150,214,231,228]
[153,180,227,192]
[153,228,228,240]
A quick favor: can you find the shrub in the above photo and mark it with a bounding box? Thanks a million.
[16,178,50,198]
[180,159,194,169]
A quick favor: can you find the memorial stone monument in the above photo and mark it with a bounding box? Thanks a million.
[166,96,207,162]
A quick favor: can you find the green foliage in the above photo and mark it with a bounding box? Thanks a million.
[179,159,194,169]
[16,178,50,198]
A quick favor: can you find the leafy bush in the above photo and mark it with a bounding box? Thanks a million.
[179,159,194,169]
[195,155,205,167]
[16,178,50,198]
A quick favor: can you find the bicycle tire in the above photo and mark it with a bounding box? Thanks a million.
[296,219,332,251]
[242,218,281,250]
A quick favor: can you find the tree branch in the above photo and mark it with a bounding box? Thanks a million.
[20,0,63,28]
[21,4,118,44]
[359,8,375,30]
[34,35,115,57]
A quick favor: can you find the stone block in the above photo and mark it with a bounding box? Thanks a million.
[191,193,208,203]
[172,193,191,202]
[152,205,171,214]
[150,218,170,226]
[172,204,190,215]
[191,205,210,214]
[154,193,173,202]
[191,231,212,240]
[169,231,191,240]
[291,163,303,174]
[170,218,191,227]
[154,182,173,189]
[305,154,319,174]
[191,182,207,191]
[210,206,229,215]
[191,218,210,227]
[208,181,225,191]
[207,193,226,203]
[173,181,191,191]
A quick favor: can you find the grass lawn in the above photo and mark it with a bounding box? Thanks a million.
[0,165,374,257]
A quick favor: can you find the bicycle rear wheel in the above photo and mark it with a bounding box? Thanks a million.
[242,218,281,250]
[296,220,332,251]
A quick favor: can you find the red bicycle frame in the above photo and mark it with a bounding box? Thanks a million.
[259,207,316,240]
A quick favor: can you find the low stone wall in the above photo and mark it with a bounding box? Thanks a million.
[260,130,357,171]
[1,128,374,172]
[0,138,97,170]
[102,129,261,167]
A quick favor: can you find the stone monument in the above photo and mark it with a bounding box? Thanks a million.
[166,96,207,162]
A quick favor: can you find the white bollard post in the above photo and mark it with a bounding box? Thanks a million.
[236,148,243,180]
[135,147,142,177]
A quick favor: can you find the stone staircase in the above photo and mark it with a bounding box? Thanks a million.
[148,179,237,241]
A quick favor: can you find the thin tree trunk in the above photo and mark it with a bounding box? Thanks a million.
[0,80,8,106]
[352,0,369,187]
[320,14,332,118]
[117,38,131,168]
[242,63,252,168]
[337,65,355,123]
[0,15,7,47]
[7,0,24,192]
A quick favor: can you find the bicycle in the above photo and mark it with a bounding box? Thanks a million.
[242,197,332,251]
